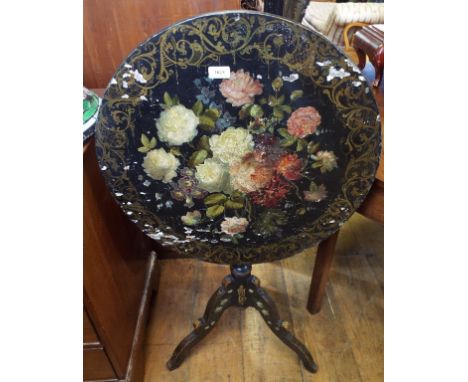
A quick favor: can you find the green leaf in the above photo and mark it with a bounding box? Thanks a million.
[259,97,267,105]
[206,205,225,219]
[188,149,208,167]
[290,90,303,101]
[230,190,245,203]
[249,104,264,118]
[172,95,180,105]
[277,94,285,105]
[230,235,239,245]
[170,147,181,156]
[204,193,227,206]
[281,137,296,147]
[192,100,203,116]
[239,104,253,120]
[141,134,150,147]
[225,200,244,209]
[137,146,150,153]
[309,181,318,192]
[281,104,292,113]
[268,96,278,107]
[163,92,172,106]
[273,107,284,120]
[307,142,320,154]
[312,162,322,168]
[272,77,283,91]
[197,135,210,151]
[149,137,157,148]
[296,138,307,152]
[199,115,215,130]
[278,128,291,138]
[204,108,220,121]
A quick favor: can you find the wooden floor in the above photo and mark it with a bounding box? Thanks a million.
[143,213,384,382]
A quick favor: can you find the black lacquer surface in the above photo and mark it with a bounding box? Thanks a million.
[95,11,380,264]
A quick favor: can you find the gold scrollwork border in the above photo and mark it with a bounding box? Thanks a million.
[95,11,381,265]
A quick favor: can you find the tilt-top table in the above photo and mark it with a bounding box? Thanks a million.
[95,10,381,373]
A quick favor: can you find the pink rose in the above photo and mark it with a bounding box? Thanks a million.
[287,106,321,138]
[220,217,249,236]
[219,69,263,107]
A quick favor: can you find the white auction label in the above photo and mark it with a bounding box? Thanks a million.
[208,66,231,79]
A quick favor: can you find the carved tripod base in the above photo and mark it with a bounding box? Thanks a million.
[166,264,318,373]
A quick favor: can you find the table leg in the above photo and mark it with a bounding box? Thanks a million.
[307,231,339,314]
[167,264,318,373]
[166,274,233,370]
[249,275,318,373]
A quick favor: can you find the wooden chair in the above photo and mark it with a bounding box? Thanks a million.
[307,62,384,314]
[343,21,369,55]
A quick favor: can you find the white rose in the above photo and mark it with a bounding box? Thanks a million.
[195,158,230,193]
[142,148,180,183]
[156,104,199,146]
[209,127,254,165]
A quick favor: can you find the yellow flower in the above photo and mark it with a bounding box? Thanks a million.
[181,211,201,226]
[209,127,254,165]
[195,158,230,193]
[142,148,180,183]
[315,150,338,173]
[156,105,199,146]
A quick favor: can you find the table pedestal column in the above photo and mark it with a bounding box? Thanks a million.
[167,264,318,373]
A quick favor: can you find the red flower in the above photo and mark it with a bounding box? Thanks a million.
[287,106,321,138]
[276,153,302,181]
[250,176,292,207]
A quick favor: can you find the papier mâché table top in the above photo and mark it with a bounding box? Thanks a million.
[95,11,381,265]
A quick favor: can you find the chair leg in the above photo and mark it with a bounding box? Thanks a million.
[307,231,339,314]
[355,48,367,69]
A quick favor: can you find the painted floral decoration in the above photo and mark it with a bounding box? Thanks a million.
[221,217,249,235]
[170,168,207,207]
[276,154,303,181]
[287,106,321,138]
[219,69,263,106]
[229,152,274,193]
[181,210,202,226]
[136,69,340,243]
[156,104,199,146]
[209,127,254,165]
[142,148,180,183]
[195,158,230,193]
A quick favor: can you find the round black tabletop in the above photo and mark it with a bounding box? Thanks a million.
[95,11,381,264]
